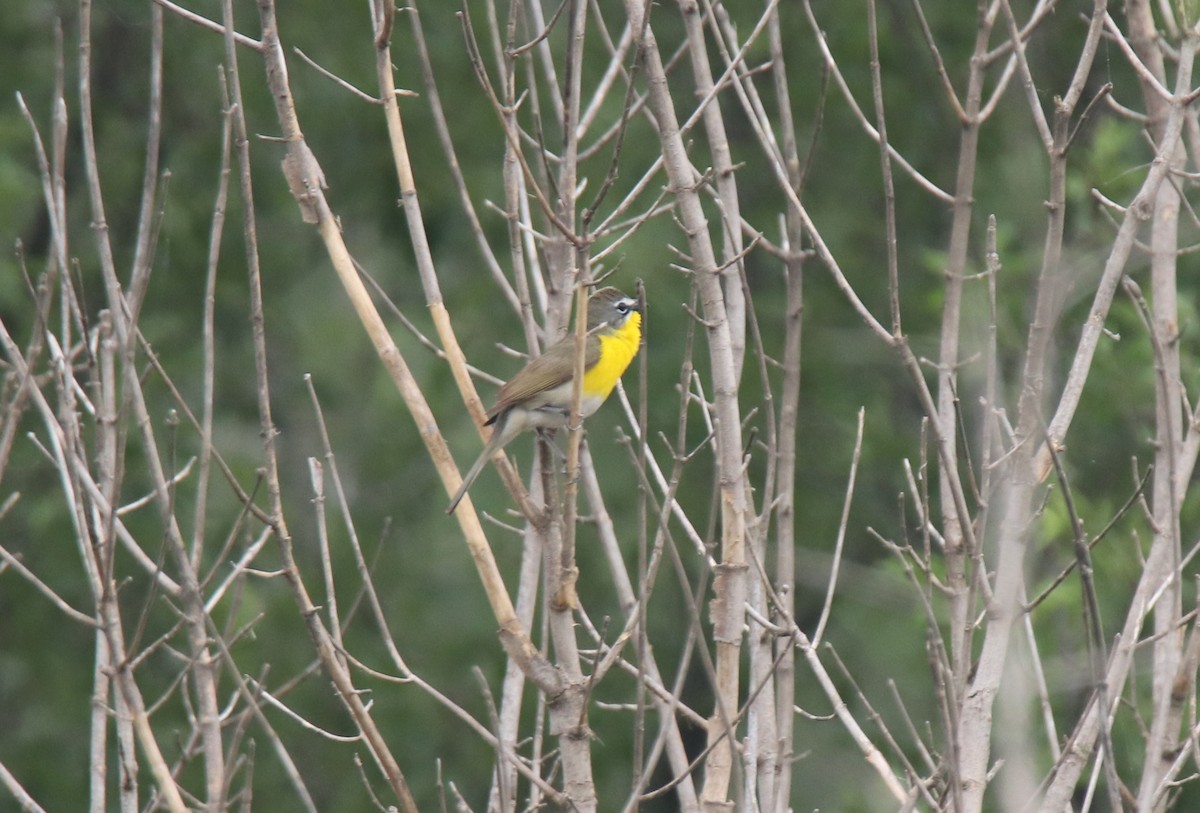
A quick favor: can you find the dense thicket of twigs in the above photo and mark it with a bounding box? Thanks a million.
[5,1,1200,811]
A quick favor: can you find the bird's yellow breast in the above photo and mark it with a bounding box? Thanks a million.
[582,311,641,400]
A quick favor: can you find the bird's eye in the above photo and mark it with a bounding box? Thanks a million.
[616,301,632,314]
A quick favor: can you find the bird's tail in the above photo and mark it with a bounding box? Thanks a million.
[446,429,504,514]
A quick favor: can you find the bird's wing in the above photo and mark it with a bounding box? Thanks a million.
[489,334,602,417]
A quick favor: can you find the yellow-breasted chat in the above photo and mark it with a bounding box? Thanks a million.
[447,287,642,513]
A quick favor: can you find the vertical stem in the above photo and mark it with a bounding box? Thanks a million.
[681,0,746,382]
[88,633,109,813]
[78,4,189,810]
[959,4,1131,808]
[126,3,163,323]
[1127,3,1186,807]
[633,281,650,810]
[623,3,749,807]
[1037,39,1194,809]
[767,4,804,806]
[191,74,233,567]
[936,6,991,708]
[552,4,598,808]
[484,4,535,807]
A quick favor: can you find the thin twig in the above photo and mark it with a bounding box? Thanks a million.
[811,406,865,647]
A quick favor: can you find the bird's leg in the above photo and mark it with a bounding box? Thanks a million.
[533,430,561,516]
[557,428,588,490]
[536,428,568,464]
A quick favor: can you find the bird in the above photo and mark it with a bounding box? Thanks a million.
[447,287,642,513]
